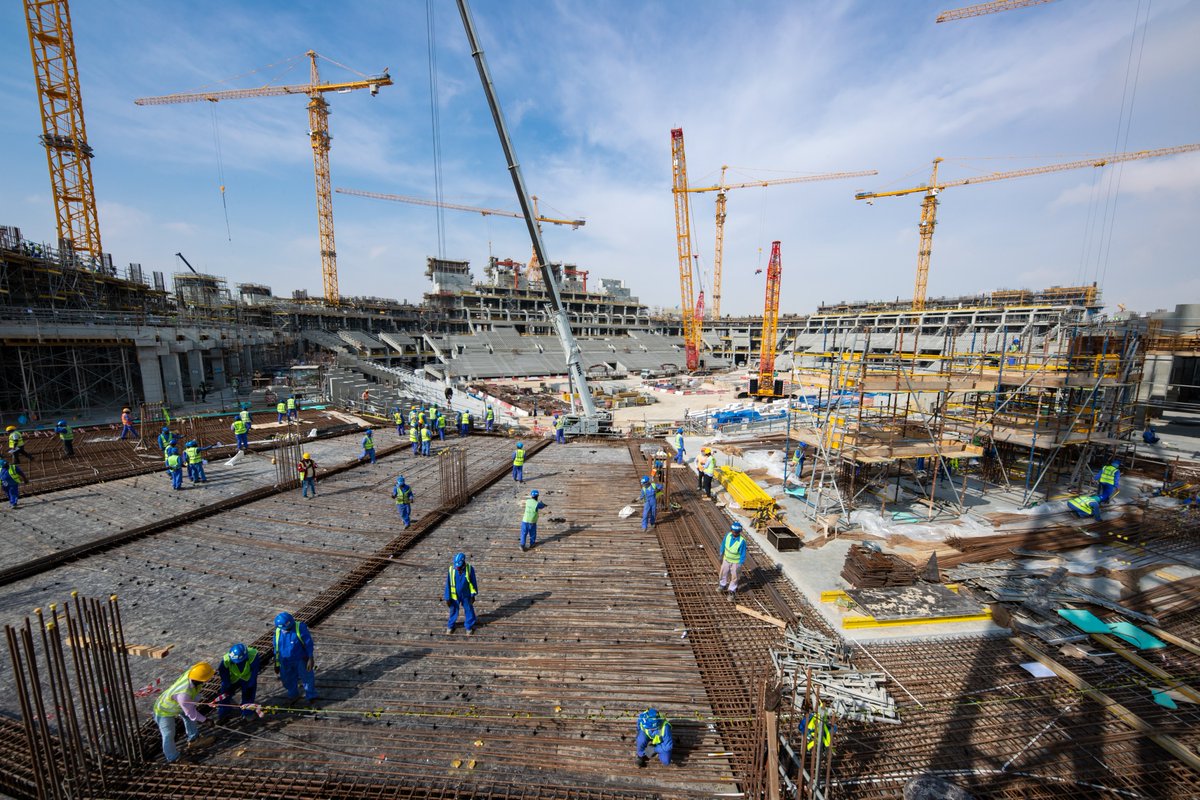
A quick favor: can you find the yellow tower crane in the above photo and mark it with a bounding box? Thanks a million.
[135,52,392,304]
[24,0,103,264]
[684,165,877,319]
[936,0,1058,24]
[855,143,1200,311]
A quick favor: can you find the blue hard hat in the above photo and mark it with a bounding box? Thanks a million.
[57,420,66,427]
[639,709,660,728]
[453,552,466,568]
[161,426,169,432]
[517,442,524,448]
[677,428,683,433]
[166,446,177,455]
[228,643,249,664]
[531,489,539,498]
[1112,458,1121,466]
[187,440,198,447]
[396,475,406,484]
[641,476,650,484]
[274,612,294,629]
[0,459,7,468]
[731,522,743,533]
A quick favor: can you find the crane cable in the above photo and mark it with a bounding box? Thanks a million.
[426,0,447,260]
[209,105,232,242]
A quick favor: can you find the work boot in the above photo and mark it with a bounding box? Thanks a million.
[521,544,528,552]
[637,755,647,769]
[187,734,216,749]
[445,627,453,636]
[466,628,475,637]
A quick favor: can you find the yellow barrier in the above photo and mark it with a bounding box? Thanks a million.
[714,466,778,515]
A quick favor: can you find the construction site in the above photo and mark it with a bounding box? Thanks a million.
[2,0,1200,799]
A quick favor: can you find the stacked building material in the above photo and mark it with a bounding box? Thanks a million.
[840,544,917,588]
[770,624,899,724]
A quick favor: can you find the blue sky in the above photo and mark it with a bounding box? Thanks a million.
[2,0,1197,315]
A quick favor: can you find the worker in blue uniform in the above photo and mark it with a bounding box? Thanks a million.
[409,422,419,455]
[444,553,479,635]
[437,411,447,440]
[1068,494,1102,520]
[0,459,28,508]
[459,409,471,437]
[276,401,287,423]
[672,428,685,464]
[639,476,662,531]
[392,475,415,529]
[718,522,747,599]
[790,443,807,479]
[393,407,404,437]
[272,612,316,705]
[183,439,214,483]
[554,413,566,444]
[635,708,673,767]
[485,405,495,432]
[156,426,177,453]
[1096,459,1120,504]
[217,643,269,722]
[512,443,526,483]
[1006,336,1021,366]
[520,489,548,551]
[164,447,184,490]
[230,416,250,451]
[420,424,433,456]
[55,420,75,457]
[239,403,253,430]
[1143,424,1160,445]
[287,396,298,421]
[361,428,376,464]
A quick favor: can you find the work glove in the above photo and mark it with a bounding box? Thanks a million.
[305,658,315,673]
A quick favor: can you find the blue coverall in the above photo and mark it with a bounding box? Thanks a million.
[444,564,479,632]
[1096,464,1120,504]
[640,483,662,530]
[274,622,317,701]
[361,433,376,464]
[673,433,685,464]
[485,408,495,432]
[393,482,414,528]
[1,463,27,508]
[459,412,470,437]
[164,454,184,490]
[554,415,566,444]
[421,428,432,457]
[437,415,446,440]
[512,449,525,483]
[218,649,268,720]
[521,498,547,548]
[636,716,674,765]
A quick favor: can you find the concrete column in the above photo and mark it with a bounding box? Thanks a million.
[207,350,227,390]
[186,349,204,396]
[242,345,255,378]
[137,347,165,404]
[160,352,185,407]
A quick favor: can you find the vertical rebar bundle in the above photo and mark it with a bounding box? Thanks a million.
[273,433,302,489]
[4,593,143,800]
[439,446,468,506]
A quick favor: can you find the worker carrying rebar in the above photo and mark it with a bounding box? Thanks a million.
[437,411,447,440]
[635,708,673,767]
[0,458,28,509]
[153,662,216,763]
[230,416,250,452]
[156,426,178,454]
[673,428,685,464]
[485,405,495,432]
[444,552,479,635]
[287,396,298,421]
[459,409,471,437]
[119,407,136,440]
[718,522,747,599]
[1096,458,1120,504]
[1143,424,1160,445]
[297,452,317,498]
[276,401,287,424]
[217,643,269,723]
[361,428,376,464]
[698,447,716,499]
[512,442,526,483]
[420,424,433,456]
[554,412,566,444]
[1067,494,1102,520]
[55,420,75,457]
[164,446,184,490]
[520,489,547,551]
[184,440,214,483]
[392,474,415,529]
[639,476,663,531]
[273,612,317,706]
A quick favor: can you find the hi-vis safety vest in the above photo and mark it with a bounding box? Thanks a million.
[1068,495,1100,514]
[153,671,197,717]
[409,427,418,442]
[641,485,658,505]
[448,566,476,600]
[1099,465,1118,485]
[674,433,684,450]
[240,410,251,424]
[804,713,832,751]
[274,622,309,661]
[723,533,744,563]
[287,398,296,410]
[420,428,431,442]
[486,408,494,420]
[640,717,668,745]
[523,498,542,524]
[437,415,446,429]
[58,425,74,441]
[555,415,565,430]
[462,411,471,424]
[363,434,375,450]
[394,485,412,505]
[185,446,201,464]
[277,402,286,414]
[513,448,525,466]
[232,419,248,435]
[165,454,181,470]
[223,647,258,684]
[393,412,402,424]
[6,464,24,484]
[703,456,716,476]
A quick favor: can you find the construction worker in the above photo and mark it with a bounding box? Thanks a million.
[1143,424,1161,445]
[718,522,747,598]
[1068,494,1102,520]
[164,446,184,490]
[119,407,136,440]
[789,443,807,479]
[417,407,427,428]
[287,396,298,421]
[420,424,432,457]
[230,416,250,451]
[698,447,716,499]
[436,410,447,441]
[459,409,471,437]
[672,428,685,464]
[6,426,33,464]
[635,708,673,767]
[392,475,414,529]
[520,489,547,551]
[276,400,287,423]
[512,442,526,483]
[392,407,404,437]
[272,612,317,705]
[153,662,216,763]
[297,452,317,498]
[183,440,213,483]
[485,405,495,432]
[639,476,662,531]
[408,421,419,455]
[554,412,566,444]
[55,420,75,457]
[444,552,479,635]
[1,459,28,509]
[239,403,253,430]
[156,426,177,453]
[217,643,268,723]
[1096,458,1121,504]
[1006,336,1021,366]
[408,408,418,431]
[360,388,371,412]
[361,428,376,464]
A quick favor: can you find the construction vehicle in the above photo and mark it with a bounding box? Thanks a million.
[670,128,703,371]
[135,52,393,305]
[684,165,876,319]
[855,143,1200,312]
[24,0,103,266]
[750,241,784,398]
[456,0,608,433]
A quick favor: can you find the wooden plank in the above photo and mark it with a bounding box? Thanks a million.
[765,710,780,800]
[1143,625,1200,658]
[734,604,787,629]
[1091,633,1200,705]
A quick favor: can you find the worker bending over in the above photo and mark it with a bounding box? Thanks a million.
[217,643,269,723]
[153,662,216,763]
[635,708,673,767]
[1068,494,1102,520]
[1096,459,1121,504]
[273,612,317,706]
[718,522,747,599]
[445,553,479,635]
[520,489,547,551]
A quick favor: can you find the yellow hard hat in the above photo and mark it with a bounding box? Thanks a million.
[188,662,215,682]
[5,426,14,432]
[302,452,311,459]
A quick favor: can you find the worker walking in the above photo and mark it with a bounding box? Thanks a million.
[459,409,471,437]
[1068,494,1102,520]
[1096,459,1121,504]
[420,424,432,457]
[55,420,75,457]
[635,708,673,767]
[183,440,213,483]
[436,411,446,441]
[231,416,250,452]
[698,447,716,499]
[164,447,184,490]
[297,452,317,498]
[361,428,376,464]
[393,407,404,437]
[6,426,33,464]
[718,522,747,599]
[287,396,298,421]
[512,442,526,483]
[119,407,136,440]
[153,663,216,763]
[217,644,268,723]
[272,612,317,705]
[520,489,547,551]
[392,475,415,529]
[409,423,419,455]
[485,405,495,432]
[672,428,685,464]
[1,459,28,509]
[276,401,287,424]
[638,476,662,531]
[554,413,566,444]
[444,553,479,635]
